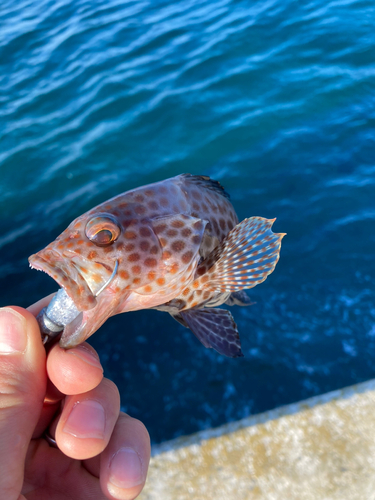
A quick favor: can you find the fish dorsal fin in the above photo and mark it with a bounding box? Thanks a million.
[149,214,207,284]
[193,217,285,292]
[180,174,230,199]
[179,308,243,357]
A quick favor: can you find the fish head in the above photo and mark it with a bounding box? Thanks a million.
[29,211,123,311]
[29,204,156,347]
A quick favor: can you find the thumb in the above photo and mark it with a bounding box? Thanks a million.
[0,307,47,500]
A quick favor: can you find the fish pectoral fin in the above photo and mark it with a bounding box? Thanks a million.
[180,308,243,358]
[195,217,285,293]
[225,290,254,307]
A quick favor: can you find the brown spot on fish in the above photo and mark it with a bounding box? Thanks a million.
[135,194,144,202]
[125,243,135,252]
[140,227,151,237]
[182,288,190,296]
[201,275,209,283]
[171,240,185,252]
[148,200,159,210]
[119,202,128,209]
[148,270,156,280]
[170,262,179,274]
[160,238,167,247]
[172,219,185,228]
[145,190,154,197]
[144,285,153,293]
[133,277,141,284]
[157,277,166,286]
[154,224,166,234]
[150,245,159,255]
[182,251,193,264]
[144,258,157,268]
[125,231,137,240]
[119,270,129,280]
[192,235,201,245]
[167,229,178,237]
[196,267,206,276]
[162,250,172,260]
[160,197,169,207]
[132,265,141,274]
[128,253,140,262]
[135,205,146,215]
[219,219,226,230]
[182,228,192,238]
[140,241,150,252]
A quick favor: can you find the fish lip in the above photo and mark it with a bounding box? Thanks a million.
[29,250,96,310]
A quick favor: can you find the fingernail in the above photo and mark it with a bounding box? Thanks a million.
[63,400,106,439]
[109,447,143,490]
[68,344,103,370]
[0,308,27,354]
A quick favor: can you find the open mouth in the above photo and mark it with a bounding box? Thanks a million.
[29,250,118,311]
[29,249,119,345]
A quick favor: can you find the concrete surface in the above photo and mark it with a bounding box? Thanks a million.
[138,379,375,500]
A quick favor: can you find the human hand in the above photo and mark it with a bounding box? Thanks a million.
[0,297,150,500]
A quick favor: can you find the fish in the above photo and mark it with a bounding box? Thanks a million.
[29,174,285,357]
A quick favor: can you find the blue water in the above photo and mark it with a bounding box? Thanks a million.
[1,0,375,443]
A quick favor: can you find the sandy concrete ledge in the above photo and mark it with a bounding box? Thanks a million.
[138,379,375,500]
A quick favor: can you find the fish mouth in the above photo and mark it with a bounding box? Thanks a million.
[29,249,117,311]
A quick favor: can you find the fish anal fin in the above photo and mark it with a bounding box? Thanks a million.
[180,308,243,358]
[194,217,285,293]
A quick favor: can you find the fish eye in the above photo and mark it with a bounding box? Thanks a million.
[85,215,121,247]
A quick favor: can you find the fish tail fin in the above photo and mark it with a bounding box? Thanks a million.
[194,217,285,292]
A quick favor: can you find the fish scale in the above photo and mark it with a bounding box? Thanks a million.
[29,174,285,357]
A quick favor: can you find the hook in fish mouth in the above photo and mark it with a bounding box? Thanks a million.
[37,260,119,345]
[93,260,118,297]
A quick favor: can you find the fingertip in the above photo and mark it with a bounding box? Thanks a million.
[101,414,151,500]
[47,342,103,395]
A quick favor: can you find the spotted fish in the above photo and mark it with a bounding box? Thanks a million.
[29,174,285,357]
